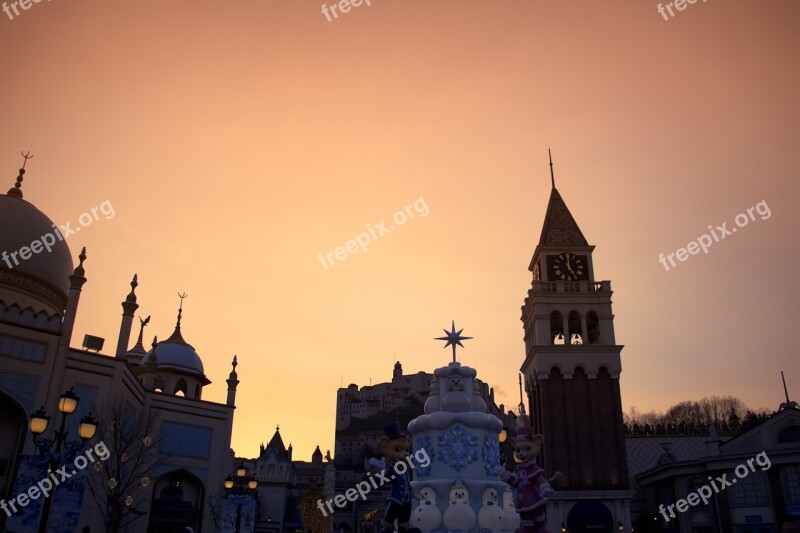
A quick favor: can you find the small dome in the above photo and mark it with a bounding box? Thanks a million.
[0,185,74,314]
[143,321,209,384]
[145,333,205,376]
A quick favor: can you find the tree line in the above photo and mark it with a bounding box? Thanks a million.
[624,395,773,436]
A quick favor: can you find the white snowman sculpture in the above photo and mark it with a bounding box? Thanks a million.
[443,480,477,532]
[412,487,442,533]
[501,487,520,532]
[477,488,505,532]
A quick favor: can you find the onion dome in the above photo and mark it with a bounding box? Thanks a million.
[0,158,73,315]
[143,296,209,384]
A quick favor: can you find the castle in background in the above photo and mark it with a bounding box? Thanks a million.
[233,426,333,533]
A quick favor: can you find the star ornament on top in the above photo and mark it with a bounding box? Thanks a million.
[435,321,473,363]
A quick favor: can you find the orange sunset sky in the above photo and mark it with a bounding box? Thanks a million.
[1,0,798,461]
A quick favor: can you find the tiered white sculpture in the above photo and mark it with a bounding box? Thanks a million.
[408,322,517,533]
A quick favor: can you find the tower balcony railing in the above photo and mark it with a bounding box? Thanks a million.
[532,280,610,293]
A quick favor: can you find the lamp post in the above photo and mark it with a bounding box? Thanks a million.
[29,387,98,533]
[224,463,258,533]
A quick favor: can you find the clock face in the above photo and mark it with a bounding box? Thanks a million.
[549,253,587,281]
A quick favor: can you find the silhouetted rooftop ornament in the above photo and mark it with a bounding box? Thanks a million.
[549,147,555,189]
[7,151,33,199]
[435,320,473,363]
[176,292,187,328]
[164,292,190,345]
[21,151,33,169]
[779,370,798,411]
[126,314,151,359]
[126,274,139,303]
[73,247,87,277]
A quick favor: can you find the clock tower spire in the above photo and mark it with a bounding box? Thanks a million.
[519,152,631,527]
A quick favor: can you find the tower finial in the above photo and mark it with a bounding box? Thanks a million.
[126,274,139,303]
[7,151,33,199]
[137,315,150,338]
[548,147,555,189]
[21,151,33,169]
[176,292,187,329]
[73,247,87,277]
[518,372,527,416]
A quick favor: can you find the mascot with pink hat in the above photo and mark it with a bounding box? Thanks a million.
[493,424,563,533]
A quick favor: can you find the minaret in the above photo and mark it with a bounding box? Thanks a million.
[115,275,140,358]
[226,356,239,407]
[520,151,628,491]
[60,248,88,348]
[142,336,158,390]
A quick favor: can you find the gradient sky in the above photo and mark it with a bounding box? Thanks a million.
[1,0,798,461]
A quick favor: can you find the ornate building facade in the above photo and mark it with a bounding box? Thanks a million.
[0,163,239,532]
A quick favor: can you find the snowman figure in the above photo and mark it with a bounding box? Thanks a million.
[411,487,442,533]
[477,488,505,532]
[443,480,476,532]
[441,375,472,412]
[501,488,520,532]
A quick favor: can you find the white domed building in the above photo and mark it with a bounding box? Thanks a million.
[0,161,241,533]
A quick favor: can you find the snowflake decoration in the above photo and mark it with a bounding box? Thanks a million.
[108,478,118,490]
[482,434,501,475]
[121,453,129,463]
[437,425,478,471]
[143,436,153,447]
[94,462,104,472]
[141,476,151,487]
[414,436,435,477]
[125,495,134,507]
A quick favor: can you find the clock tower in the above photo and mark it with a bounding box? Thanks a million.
[520,154,631,529]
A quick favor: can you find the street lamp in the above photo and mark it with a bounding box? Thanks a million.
[224,463,258,533]
[29,387,98,533]
[499,427,508,443]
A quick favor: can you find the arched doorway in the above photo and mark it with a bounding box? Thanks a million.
[0,391,27,531]
[147,468,205,533]
[567,500,614,533]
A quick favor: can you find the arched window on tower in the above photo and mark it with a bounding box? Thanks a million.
[587,311,600,345]
[174,379,188,397]
[568,311,583,344]
[550,311,564,345]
